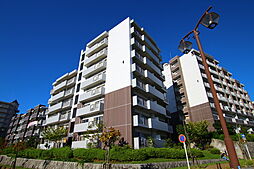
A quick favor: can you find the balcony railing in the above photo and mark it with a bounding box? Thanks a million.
[86,38,108,57]
[147,101,166,115]
[79,86,105,103]
[48,102,62,113]
[84,48,107,67]
[83,60,107,78]
[149,117,170,132]
[81,73,106,90]
[46,113,60,125]
[76,101,104,117]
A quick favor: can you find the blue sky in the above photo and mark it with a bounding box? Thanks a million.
[0,0,253,113]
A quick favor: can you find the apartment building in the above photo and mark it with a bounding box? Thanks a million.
[163,49,254,132]
[0,100,19,138]
[45,70,77,147]
[70,17,172,149]
[5,105,47,145]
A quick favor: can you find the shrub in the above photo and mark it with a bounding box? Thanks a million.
[18,149,43,159]
[110,146,147,161]
[41,149,54,159]
[51,147,73,160]
[73,148,105,162]
[246,134,254,142]
[209,148,220,154]
[2,147,15,155]
[188,148,204,157]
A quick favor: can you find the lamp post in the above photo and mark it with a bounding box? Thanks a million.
[178,7,240,169]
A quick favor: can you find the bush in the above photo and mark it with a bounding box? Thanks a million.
[18,149,43,159]
[208,148,220,154]
[246,134,254,142]
[2,147,15,155]
[41,149,54,159]
[110,146,147,161]
[51,147,73,160]
[73,148,105,162]
[188,149,204,157]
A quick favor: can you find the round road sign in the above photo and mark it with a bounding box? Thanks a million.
[179,134,186,143]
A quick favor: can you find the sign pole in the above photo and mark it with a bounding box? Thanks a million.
[179,134,190,169]
[244,144,252,160]
[183,141,190,169]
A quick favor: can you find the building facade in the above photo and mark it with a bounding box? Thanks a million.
[5,105,47,145]
[44,70,77,147]
[0,100,19,138]
[70,18,172,149]
[163,49,254,132]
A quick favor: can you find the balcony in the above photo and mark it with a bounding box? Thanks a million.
[83,60,107,78]
[86,38,108,57]
[211,76,221,84]
[142,35,159,54]
[132,96,147,109]
[149,117,170,132]
[144,70,163,87]
[62,99,72,109]
[81,73,106,90]
[133,115,149,128]
[145,84,164,100]
[49,91,65,104]
[51,80,67,94]
[143,46,160,63]
[48,102,62,113]
[84,48,107,67]
[147,101,166,115]
[46,113,60,125]
[76,101,104,117]
[59,112,70,122]
[74,121,98,133]
[64,88,75,97]
[143,57,161,75]
[71,140,88,149]
[79,86,105,103]
[25,130,33,137]
[66,77,76,87]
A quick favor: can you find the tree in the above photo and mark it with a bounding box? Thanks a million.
[42,126,67,148]
[84,121,104,148]
[177,121,212,149]
[25,136,40,148]
[99,127,121,167]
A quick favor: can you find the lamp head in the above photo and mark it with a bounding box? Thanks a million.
[178,40,192,54]
[201,12,220,29]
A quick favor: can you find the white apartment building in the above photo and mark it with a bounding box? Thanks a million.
[163,49,254,132]
[70,18,172,149]
[44,70,77,147]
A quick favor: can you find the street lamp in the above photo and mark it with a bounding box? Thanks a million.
[178,7,240,169]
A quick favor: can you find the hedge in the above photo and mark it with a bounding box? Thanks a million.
[1,146,204,162]
[73,148,105,162]
[208,148,221,154]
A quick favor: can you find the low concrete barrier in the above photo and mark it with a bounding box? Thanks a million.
[0,155,224,169]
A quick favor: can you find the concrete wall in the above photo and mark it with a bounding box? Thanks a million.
[162,63,177,113]
[210,139,254,159]
[0,155,223,169]
[105,17,132,94]
[180,53,208,107]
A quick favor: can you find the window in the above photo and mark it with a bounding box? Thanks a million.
[78,73,82,81]
[80,63,84,71]
[76,83,80,92]
[82,119,89,123]
[69,122,75,133]
[72,108,77,118]
[74,95,79,104]
[81,54,85,61]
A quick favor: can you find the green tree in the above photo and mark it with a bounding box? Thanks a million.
[25,136,40,148]
[42,126,67,148]
[177,121,212,149]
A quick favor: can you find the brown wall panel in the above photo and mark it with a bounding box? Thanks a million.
[189,102,215,131]
[104,86,133,146]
